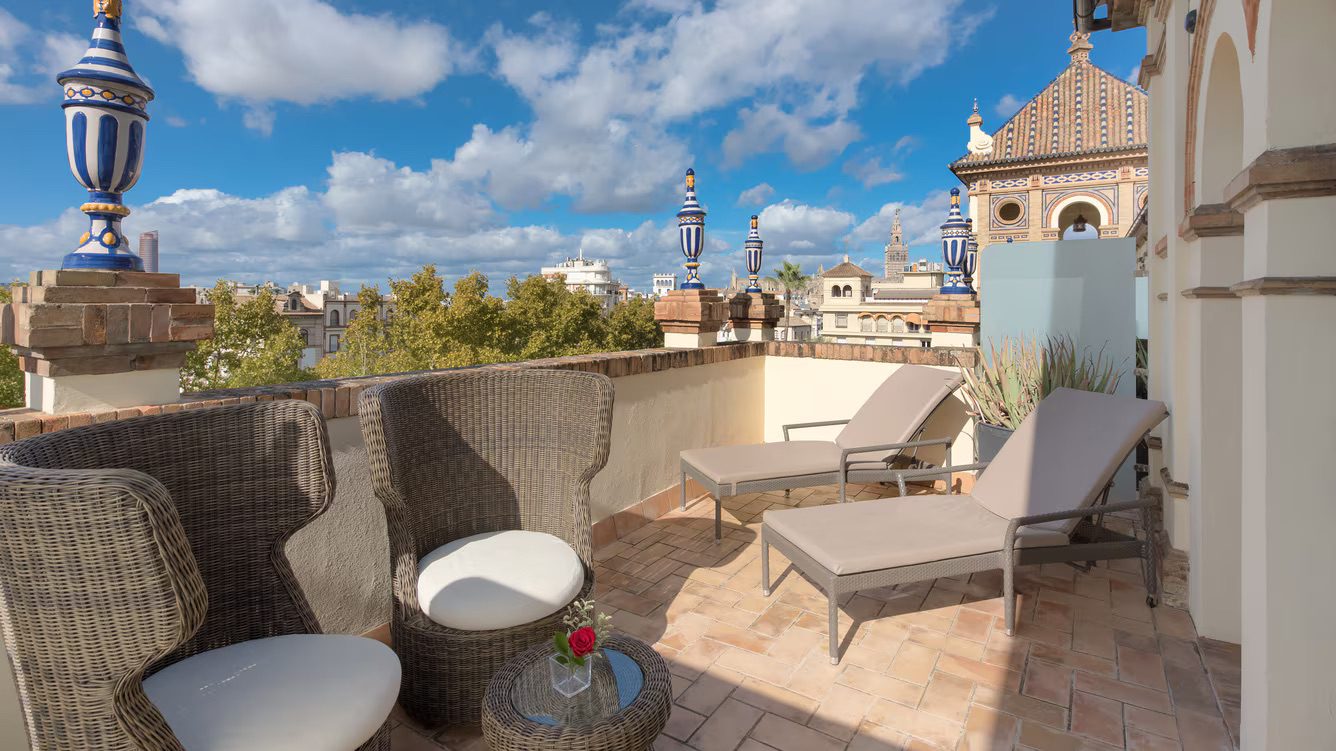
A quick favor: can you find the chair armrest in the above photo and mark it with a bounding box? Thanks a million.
[1003,499,1159,554]
[839,437,954,462]
[782,419,850,441]
[890,462,991,496]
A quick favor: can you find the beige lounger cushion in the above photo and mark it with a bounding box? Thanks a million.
[680,441,841,486]
[682,365,964,489]
[835,366,964,451]
[970,388,1168,534]
[764,495,1066,576]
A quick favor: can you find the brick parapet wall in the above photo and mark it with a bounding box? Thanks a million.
[0,341,978,442]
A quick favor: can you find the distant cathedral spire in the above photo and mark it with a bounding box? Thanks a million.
[884,208,907,282]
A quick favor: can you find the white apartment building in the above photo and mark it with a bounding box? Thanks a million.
[652,273,677,298]
[818,257,944,346]
[541,254,621,310]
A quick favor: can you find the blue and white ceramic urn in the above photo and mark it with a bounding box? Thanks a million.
[744,215,764,293]
[677,169,706,290]
[57,0,154,271]
[938,187,971,294]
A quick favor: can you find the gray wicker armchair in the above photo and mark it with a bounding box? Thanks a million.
[0,400,397,751]
[359,368,614,727]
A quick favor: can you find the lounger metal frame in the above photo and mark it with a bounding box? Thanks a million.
[760,442,1160,663]
[681,421,955,540]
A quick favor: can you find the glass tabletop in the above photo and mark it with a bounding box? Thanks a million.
[511,649,644,727]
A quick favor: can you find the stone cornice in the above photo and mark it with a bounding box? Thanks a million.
[1138,31,1165,89]
[1153,235,1168,259]
[951,148,1148,180]
[1225,144,1336,211]
[1230,277,1336,297]
[1178,203,1245,241]
[1180,286,1237,299]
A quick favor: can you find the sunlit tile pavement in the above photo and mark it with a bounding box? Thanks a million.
[388,483,1236,750]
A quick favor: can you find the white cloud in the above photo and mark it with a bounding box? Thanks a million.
[722,104,862,169]
[842,155,904,188]
[165,115,189,127]
[736,183,775,207]
[994,93,1022,118]
[846,190,952,252]
[757,200,855,260]
[462,0,971,211]
[1127,63,1141,85]
[322,151,498,233]
[137,0,463,132]
[0,11,83,105]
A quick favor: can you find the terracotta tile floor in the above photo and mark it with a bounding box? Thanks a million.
[389,483,1240,750]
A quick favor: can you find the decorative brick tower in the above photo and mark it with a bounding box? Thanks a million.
[2,270,213,413]
[0,2,214,414]
[728,215,782,342]
[656,168,727,347]
[925,189,981,347]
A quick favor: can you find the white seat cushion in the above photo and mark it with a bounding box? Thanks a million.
[144,634,400,751]
[418,530,585,631]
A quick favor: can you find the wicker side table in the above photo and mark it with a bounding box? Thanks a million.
[482,635,672,751]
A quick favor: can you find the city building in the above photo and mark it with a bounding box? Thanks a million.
[137,231,159,273]
[949,33,1149,273]
[818,255,943,346]
[214,280,396,369]
[540,253,621,310]
[651,273,676,298]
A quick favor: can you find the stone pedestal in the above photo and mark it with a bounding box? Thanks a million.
[654,288,727,349]
[1,269,214,413]
[923,292,980,348]
[727,292,783,343]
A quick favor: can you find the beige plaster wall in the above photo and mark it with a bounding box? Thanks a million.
[762,357,974,470]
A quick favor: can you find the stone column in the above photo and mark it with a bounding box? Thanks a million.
[654,288,726,349]
[727,292,782,343]
[923,292,980,348]
[1,269,214,413]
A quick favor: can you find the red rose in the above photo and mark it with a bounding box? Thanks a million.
[568,626,597,658]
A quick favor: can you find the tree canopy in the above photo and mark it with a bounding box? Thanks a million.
[182,282,311,391]
[0,285,24,408]
[315,266,662,380]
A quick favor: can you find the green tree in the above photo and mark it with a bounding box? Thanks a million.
[0,285,25,408]
[182,282,311,391]
[502,274,606,360]
[774,260,809,324]
[605,297,661,351]
[314,285,392,378]
[382,265,451,372]
[440,271,512,367]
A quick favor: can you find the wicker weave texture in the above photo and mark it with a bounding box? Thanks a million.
[0,401,389,751]
[359,368,615,727]
[481,636,672,751]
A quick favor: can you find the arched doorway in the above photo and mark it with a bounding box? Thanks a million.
[1057,201,1102,240]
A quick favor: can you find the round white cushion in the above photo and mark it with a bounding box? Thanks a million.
[417,530,585,631]
[143,634,400,751]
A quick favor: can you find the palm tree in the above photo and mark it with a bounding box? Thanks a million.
[773,260,809,326]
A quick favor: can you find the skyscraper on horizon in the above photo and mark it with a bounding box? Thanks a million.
[138,231,159,273]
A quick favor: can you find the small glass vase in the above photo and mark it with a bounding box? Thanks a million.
[549,654,592,698]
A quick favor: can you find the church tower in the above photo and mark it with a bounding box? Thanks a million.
[884,208,908,282]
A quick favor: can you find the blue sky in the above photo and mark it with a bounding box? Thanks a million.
[0,0,1145,292]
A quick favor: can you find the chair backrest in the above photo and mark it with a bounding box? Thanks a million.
[0,464,206,750]
[0,399,333,666]
[359,368,614,566]
[835,365,964,451]
[970,388,1168,530]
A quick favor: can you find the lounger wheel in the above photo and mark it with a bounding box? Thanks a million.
[762,588,771,597]
[1146,595,1158,608]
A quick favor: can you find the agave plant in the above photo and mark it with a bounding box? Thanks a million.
[959,335,1124,430]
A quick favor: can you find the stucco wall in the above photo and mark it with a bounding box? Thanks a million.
[763,357,974,469]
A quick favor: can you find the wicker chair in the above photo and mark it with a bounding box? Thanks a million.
[0,400,397,751]
[360,368,614,727]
